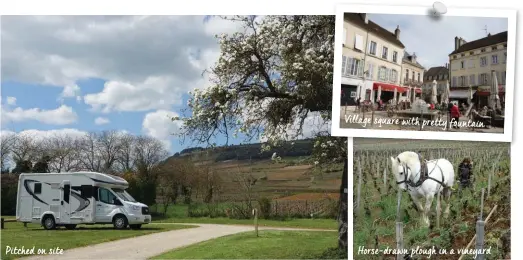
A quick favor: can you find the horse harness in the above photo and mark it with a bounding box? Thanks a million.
[396,159,447,191]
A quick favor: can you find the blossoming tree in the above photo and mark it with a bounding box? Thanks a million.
[174,15,347,250]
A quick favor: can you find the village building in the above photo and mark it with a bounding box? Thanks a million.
[401,51,424,101]
[423,64,450,103]
[448,31,508,108]
[340,13,406,106]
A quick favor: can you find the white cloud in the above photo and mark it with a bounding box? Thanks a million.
[94,117,110,125]
[142,110,183,150]
[1,16,241,111]
[15,128,87,141]
[6,97,17,106]
[368,14,508,69]
[1,105,78,125]
[60,84,81,99]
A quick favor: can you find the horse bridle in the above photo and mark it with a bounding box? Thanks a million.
[396,159,446,189]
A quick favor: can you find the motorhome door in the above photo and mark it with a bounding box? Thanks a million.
[60,180,71,223]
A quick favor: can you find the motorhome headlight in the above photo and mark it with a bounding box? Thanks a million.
[130,205,140,211]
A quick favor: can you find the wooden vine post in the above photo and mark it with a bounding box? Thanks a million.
[395,189,404,260]
[253,208,259,237]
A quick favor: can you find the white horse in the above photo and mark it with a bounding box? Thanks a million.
[390,151,455,227]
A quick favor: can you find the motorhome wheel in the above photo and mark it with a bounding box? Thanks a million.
[113,215,128,229]
[43,215,56,230]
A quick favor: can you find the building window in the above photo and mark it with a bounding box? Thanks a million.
[428,76,432,80]
[461,54,465,57]
[445,74,448,79]
[459,76,466,86]
[480,57,487,67]
[354,34,364,50]
[453,55,457,59]
[405,69,409,81]
[393,51,398,62]
[492,55,498,64]
[481,48,486,52]
[503,52,507,63]
[492,46,498,50]
[469,51,474,55]
[502,71,506,84]
[390,69,398,83]
[367,63,374,80]
[347,57,363,76]
[469,74,475,85]
[382,46,388,59]
[378,66,388,81]
[417,73,420,82]
[468,59,475,68]
[452,76,457,87]
[461,61,465,69]
[412,71,415,81]
[369,41,377,55]
[480,73,488,85]
[341,56,363,77]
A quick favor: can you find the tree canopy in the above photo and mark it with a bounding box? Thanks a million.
[174,15,346,162]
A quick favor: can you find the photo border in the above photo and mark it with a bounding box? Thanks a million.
[331,4,517,143]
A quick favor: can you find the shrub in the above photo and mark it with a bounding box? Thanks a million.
[258,197,272,219]
[1,174,18,216]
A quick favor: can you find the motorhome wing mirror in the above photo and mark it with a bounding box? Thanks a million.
[113,198,123,206]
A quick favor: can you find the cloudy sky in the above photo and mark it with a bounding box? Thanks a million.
[368,14,508,69]
[0,15,253,153]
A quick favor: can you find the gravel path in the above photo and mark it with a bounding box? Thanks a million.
[21,223,335,260]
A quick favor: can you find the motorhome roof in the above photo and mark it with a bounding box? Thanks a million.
[20,171,129,186]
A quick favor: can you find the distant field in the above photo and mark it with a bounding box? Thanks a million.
[171,157,343,203]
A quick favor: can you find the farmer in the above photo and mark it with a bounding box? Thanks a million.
[458,158,474,194]
[450,103,461,129]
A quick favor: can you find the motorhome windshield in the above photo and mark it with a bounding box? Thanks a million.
[112,188,137,202]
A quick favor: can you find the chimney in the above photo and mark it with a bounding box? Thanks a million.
[395,25,400,40]
[445,63,448,69]
[454,36,459,50]
[412,52,417,63]
[361,13,368,24]
[488,33,491,37]
[460,37,467,46]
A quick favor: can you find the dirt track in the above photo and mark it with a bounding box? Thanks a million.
[21,223,335,260]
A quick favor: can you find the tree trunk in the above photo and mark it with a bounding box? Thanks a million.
[338,158,348,249]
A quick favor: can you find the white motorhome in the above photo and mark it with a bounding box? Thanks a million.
[16,172,151,230]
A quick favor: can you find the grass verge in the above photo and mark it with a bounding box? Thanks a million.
[152,230,341,259]
[1,221,195,260]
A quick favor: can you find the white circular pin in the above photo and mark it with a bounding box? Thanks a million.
[432,2,447,16]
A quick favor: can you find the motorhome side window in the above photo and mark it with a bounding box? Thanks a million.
[34,183,42,194]
[99,188,118,204]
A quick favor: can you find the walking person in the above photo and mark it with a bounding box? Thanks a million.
[450,102,461,129]
[356,97,361,112]
[458,158,474,196]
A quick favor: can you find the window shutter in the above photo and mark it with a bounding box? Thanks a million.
[358,61,364,77]
[342,28,347,45]
[341,56,346,76]
[355,35,363,50]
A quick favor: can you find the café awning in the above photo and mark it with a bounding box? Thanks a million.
[372,83,407,93]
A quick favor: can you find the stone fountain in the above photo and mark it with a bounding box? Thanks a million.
[395,99,439,120]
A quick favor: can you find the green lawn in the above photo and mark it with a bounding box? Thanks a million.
[1,221,195,260]
[152,230,339,259]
